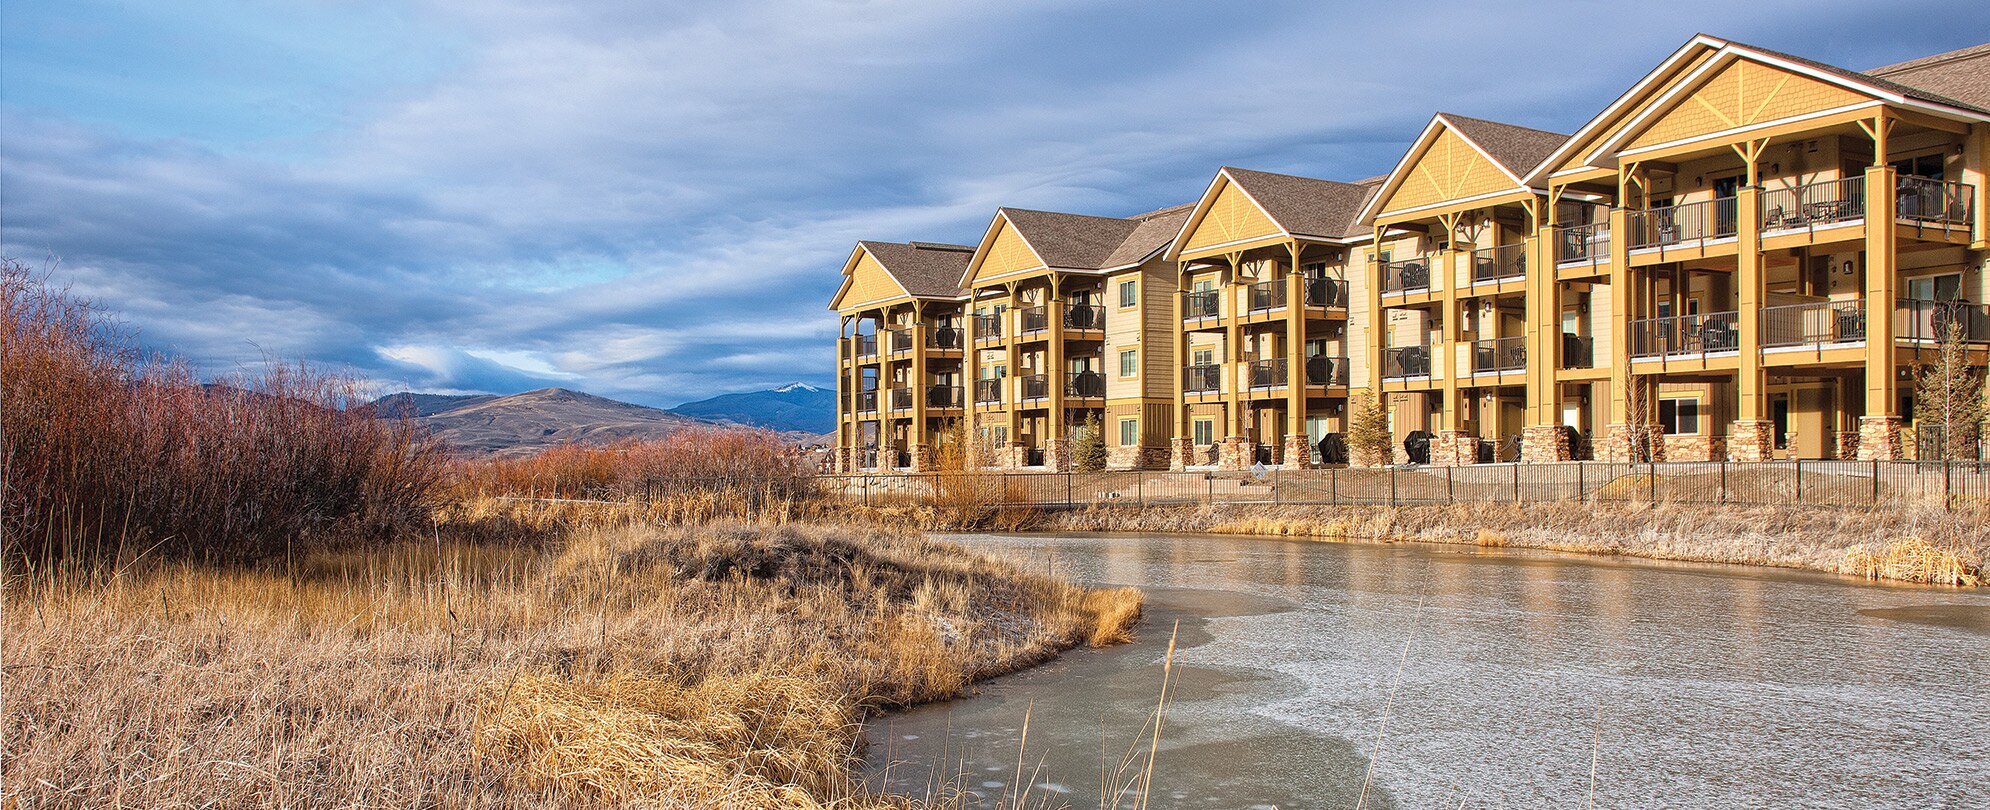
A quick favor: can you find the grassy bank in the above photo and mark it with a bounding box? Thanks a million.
[1030,500,1986,586]
[3,520,1140,808]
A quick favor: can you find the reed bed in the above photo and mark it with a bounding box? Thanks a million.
[1043,500,1989,586]
[2,522,1143,808]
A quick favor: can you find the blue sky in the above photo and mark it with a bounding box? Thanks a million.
[4,1,1985,408]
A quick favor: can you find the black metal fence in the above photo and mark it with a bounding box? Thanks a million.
[819,460,1990,510]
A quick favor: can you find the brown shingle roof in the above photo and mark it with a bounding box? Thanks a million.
[1867,42,1990,112]
[1439,114,1569,179]
[997,208,1143,269]
[1100,203,1194,268]
[857,240,971,298]
[1719,36,1990,116]
[1221,167,1379,240]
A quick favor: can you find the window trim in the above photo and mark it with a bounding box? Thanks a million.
[1192,419,1215,447]
[1119,418,1139,447]
[1118,349,1139,379]
[1117,279,1138,309]
[1658,395,1701,436]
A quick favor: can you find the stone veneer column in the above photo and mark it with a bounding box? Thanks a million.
[1520,424,1573,463]
[1282,434,1315,469]
[1046,437,1072,472]
[1833,430,1860,461]
[1168,436,1194,470]
[1857,415,1905,460]
[1727,420,1774,462]
[1431,429,1477,466]
[908,444,934,472]
[1217,436,1254,470]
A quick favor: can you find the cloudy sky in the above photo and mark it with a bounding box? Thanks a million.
[4,1,1984,407]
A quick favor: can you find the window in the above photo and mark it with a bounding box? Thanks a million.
[1192,348,1214,366]
[992,426,1008,445]
[1891,153,1944,181]
[1659,396,1700,435]
[1193,278,1215,293]
[1118,280,1138,308]
[1119,418,1139,447]
[1193,419,1215,447]
[1119,349,1139,378]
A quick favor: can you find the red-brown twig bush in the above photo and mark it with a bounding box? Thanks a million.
[1,260,445,565]
[446,429,808,501]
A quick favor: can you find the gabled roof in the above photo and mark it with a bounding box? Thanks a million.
[840,240,972,305]
[1526,34,1990,184]
[1868,42,1990,112]
[1100,203,1195,269]
[1222,167,1382,239]
[961,202,1195,287]
[1355,113,1568,225]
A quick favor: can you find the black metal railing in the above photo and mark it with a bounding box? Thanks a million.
[1472,336,1527,374]
[1761,176,1864,231]
[1895,298,1990,343]
[1628,196,1738,249]
[1065,304,1105,330]
[1247,280,1287,312]
[1246,358,1287,388]
[973,314,1002,341]
[1183,364,1222,393]
[854,334,878,358]
[1018,306,1048,334]
[1562,333,1595,369]
[1304,355,1349,386]
[926,384,963,408]
[1018,373,1049,400]
[973,378,1002,404]
[1896,175,1974,226]
[856,389,878,412]
[887,328,914,354]
[1762,300,1865,347]
[1183,290,1221,319]
[1472,243,1527,283]
[889,386,912,411]
[928,325,964,349]
[1066,370,1106,398]
[1629,311,1741,357]
[1557,223,1610,264]
[1305,277,1347,307]
[1380,256,1431,294]
[1382,344,1433,378]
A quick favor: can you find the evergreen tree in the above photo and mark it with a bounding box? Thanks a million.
[1912,318,1988,460]
[1074,412,1108,472]
[1346,389,1392,467]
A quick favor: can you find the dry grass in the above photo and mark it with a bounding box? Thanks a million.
[1047,500,1990,586]
[2,521,1142,808]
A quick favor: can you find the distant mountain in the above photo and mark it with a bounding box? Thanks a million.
[668,382,836,434]
[365,387,716,456]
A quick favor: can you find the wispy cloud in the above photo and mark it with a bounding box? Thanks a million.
[4,0,1983,406]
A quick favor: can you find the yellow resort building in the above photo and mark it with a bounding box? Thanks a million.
[830,34,1990,472]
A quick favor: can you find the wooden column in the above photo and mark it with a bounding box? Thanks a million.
[1527,194,1559,427]
[1004,283,1022,446]
[1285,243,1306,441]
[1863,163,1899,415]
[1735,140,1769,425]
[1046,274,1067,468]
[1223,254,1244,440]
[1175,263,1191,440]
[910,302,929,459]
[1436,214,1462,433]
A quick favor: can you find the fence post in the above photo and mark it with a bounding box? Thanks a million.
[1719,461,1727,505]
[1794,459,1802,505]
[1871,460,1880,506]
[1512,462,1521,503]
[1206,473,1214,505]
[863,475,871,507]
[1331,468,1339,505]
[1447,466,1455,504]
[1578,462,1586,503]
[1390,467,1398,508]
[1649,462,1658,504]
[1136,470,1144,508]
[1273,468,1282,504]
[1066,472,1073,508]
[1945,457,1953,511]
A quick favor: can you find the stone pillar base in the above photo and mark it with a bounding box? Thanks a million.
[1046,437,1072,472]
[1520,425,1574,463]
[1727,420,1774,462]
[1430,430,1478,466]
[1109,445,1171,470]
[908,444,934,472]
[1168,437,1194,471]
[1602,423,1663,463]
[1858,416,1905,461]
[1282,434,1316,469]
[1833,429,1860,460]
[1217,436,1255,471]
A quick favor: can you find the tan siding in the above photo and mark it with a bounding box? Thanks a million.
[1140,260,1178,399]
[971,218,1046,285]
[1183,179,1282,251]
[843,251,907,309]
[1381,127,1517,215]
[1628,59,1868,150]
[1551,49,1719,176]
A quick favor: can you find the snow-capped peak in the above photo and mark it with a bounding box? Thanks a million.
[773,382,821,393]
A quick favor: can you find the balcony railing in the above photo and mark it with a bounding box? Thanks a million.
[927,325,964,349]
[1762,300,1865,347]
[1066,370,1106,398]
[856,389,878,413]
[1018,373,1049,401]
[1472,244,1527,283]
[887,328,913,354]
[973,314,1002,341]
[1183,290,1221,320]
[1628,197,1738,250]
[1247,280,1288,312]
[1304,355,1349,386]
[1896,298,1990,343]
[1183,364,1222,393]
[1761,176,1864,231]
[1305,277,1347,308]
[1557,223,1610,265]
[1561,333,1595,369]
[1896,176,1975,227]
[889,386,912,411]
[1019,306,1048,334]
[1246,358,1287,388]
[1472,336,1527,374]
[1380,256,1432,294]
[926,384,963,408]
[1381,344,1433,378]
[973,378,1002,404]
[1629,311,1740,358]
[853,334,878,358]
[1065,304,1104,330]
